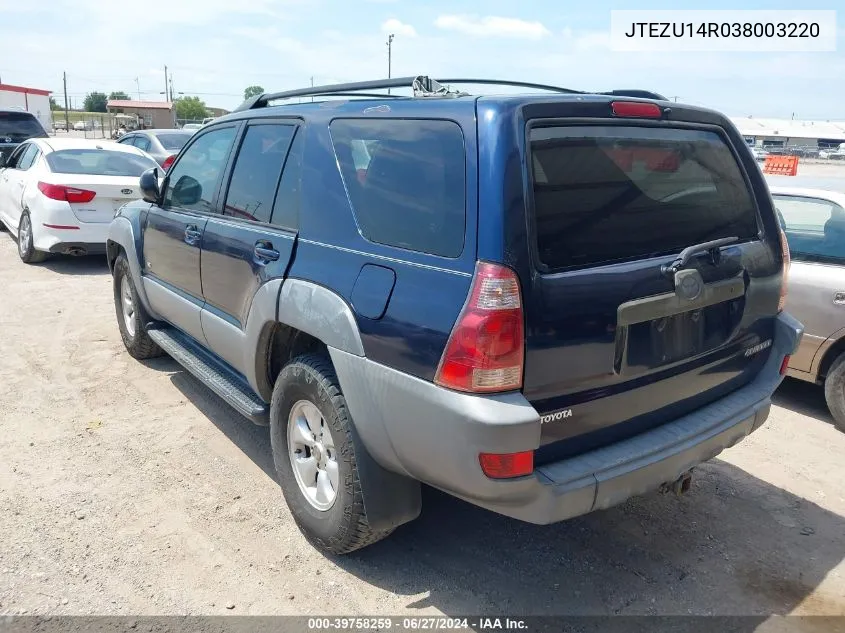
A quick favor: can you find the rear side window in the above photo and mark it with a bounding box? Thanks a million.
[773,194,845,264]
[330,119,466,258]
[529,126,760,270]
[223,123,295,223]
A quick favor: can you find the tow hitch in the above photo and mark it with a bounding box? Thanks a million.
[660,469,693,496]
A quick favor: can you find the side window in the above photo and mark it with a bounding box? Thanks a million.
[329,118,466,258]
[270,127,304,230]
[4,144,28,169]
[774,195,845,263]
[222,123,295,224]
[117,135,135,147]
[17,144,40,170]
[135,136,151,152]
[163,126,237,214]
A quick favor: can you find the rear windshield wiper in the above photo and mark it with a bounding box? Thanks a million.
[661,236,738,276]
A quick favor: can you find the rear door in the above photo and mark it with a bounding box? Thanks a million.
[773,192,845,372]
[199,119,302,376]
[0,142,39,229]
[516,110,784,461]
[141,123,239,344]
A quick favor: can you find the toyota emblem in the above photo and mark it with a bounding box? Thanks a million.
[121,188,133,195]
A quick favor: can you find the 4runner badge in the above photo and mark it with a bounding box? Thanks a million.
[540,409,573,424]
[744,339,772,357]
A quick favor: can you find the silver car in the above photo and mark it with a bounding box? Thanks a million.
[771,186,845,430]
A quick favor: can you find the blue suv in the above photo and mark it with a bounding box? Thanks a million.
[107,76,803,554]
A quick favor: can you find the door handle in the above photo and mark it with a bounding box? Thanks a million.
[254,241,280,262]
[184,224,202,245]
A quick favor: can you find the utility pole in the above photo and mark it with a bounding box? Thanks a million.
[63,71,70,132]
[135,77,141,100]
[169,75,175,101]
[164,65,169,101]
[386,33,394,94]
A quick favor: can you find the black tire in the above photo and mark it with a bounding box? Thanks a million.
[270,353,392,555]
[17,212,47,264]
[824,352,845,432]
[112,254,162,360]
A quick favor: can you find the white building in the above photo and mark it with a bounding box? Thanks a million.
[0,83,53,132]
[730,116,845,152]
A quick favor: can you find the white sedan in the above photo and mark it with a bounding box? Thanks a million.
[0,138,159,263]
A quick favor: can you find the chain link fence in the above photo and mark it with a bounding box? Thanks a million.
[49,111,121,139]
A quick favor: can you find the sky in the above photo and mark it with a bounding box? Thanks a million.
[0,0,843,119]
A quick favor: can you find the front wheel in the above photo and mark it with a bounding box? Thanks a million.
[270,354,393,555]
[112,254,162,360]
[824,352,845,433]
[17,212,47,263]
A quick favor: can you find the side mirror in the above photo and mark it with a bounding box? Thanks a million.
[171,174,202,207]
[139,167,161,203]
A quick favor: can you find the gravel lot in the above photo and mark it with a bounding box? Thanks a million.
[0,209,844,621]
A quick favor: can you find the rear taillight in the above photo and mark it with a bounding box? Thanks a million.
[161,155,176,171]
[780,355,791,376]
[611,101,662,118]
[37,182,96,203]
[479,451,534,479]
[778,228,790,312]
[434,261,524,393]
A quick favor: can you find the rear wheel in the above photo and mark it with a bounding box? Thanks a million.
[112,254,162,360]
[824,352,845,432]
[270,354,392,554]
[17,212,47,264]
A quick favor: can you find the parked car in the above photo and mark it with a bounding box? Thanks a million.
[0,137,159,262]
[116,129,193,171]
[106,76,802,555]
[53,120,68,132]
[181,123,202,132]
[0,108,48,165]
[770,186,845,430]
[73,120,93,131]
[750,146,769,162]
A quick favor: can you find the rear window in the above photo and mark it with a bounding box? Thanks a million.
[156,133,191,151]
[330,118,466,258]
[529,126,760,270]
[0,111,47,142]
[46,149,158,177]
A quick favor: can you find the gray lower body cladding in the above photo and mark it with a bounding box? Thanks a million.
[330,311,804,524]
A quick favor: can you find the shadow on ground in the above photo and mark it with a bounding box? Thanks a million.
[773,377,834,427]
[159,361,845,623]
[39,254,110,277]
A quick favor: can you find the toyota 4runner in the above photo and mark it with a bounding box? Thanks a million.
[107,76,803,554]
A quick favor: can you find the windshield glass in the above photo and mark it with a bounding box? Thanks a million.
[155,133,191,151]
[0,111,47,142]
[46,149,158,176]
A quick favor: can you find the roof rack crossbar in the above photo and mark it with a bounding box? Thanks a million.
[232,75,668,112]
[600,89,668,101]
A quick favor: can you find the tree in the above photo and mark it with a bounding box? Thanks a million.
[109,91,130,101]
[175,96,208,120]
[49,97,61,111]
[243,85,264,100]
[83,91,108,113]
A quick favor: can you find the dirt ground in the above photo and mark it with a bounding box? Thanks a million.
[0,223,844,622]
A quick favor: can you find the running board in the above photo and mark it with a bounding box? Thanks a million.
[148,327,269,426]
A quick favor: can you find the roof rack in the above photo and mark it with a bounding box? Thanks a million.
[233,75,666,112]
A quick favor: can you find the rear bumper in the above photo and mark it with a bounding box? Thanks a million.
[331,312,804,524]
